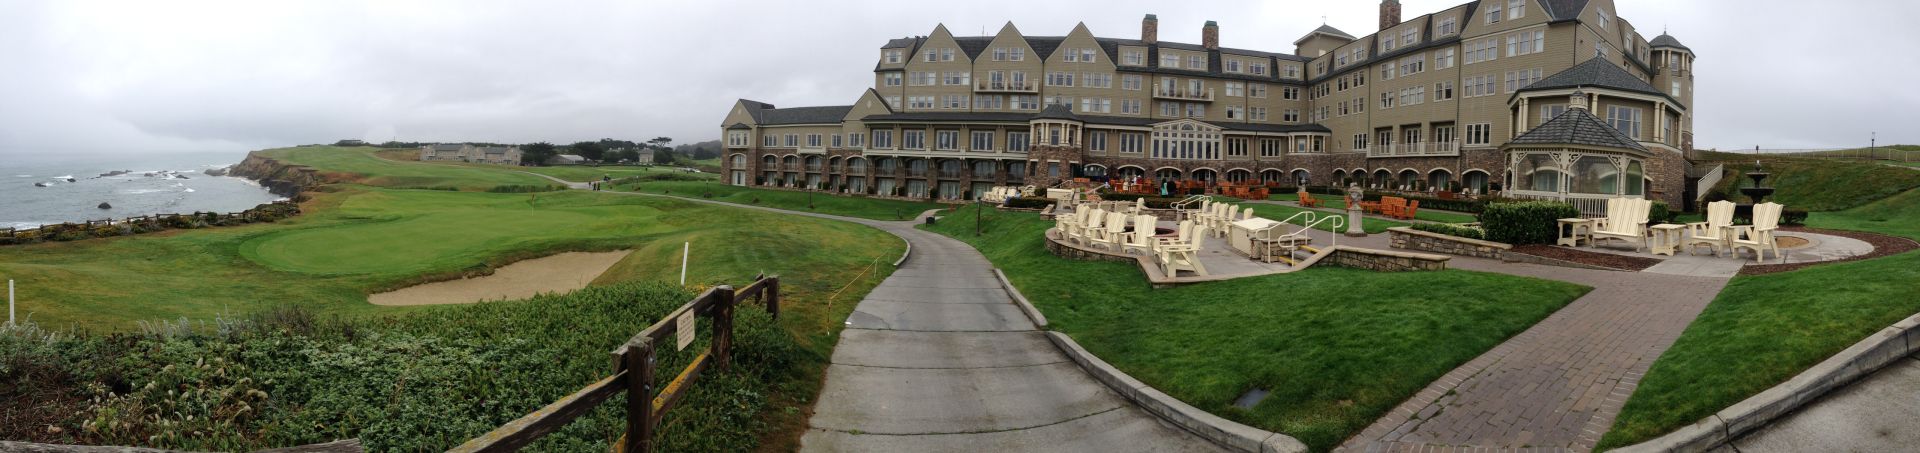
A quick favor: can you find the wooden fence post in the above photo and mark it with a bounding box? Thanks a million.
[767,278,780,319]
[624,342,656,453]
[715,288,736,371]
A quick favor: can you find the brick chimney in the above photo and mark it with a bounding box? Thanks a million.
[1380,0,1402,31]
[1202,21,1219,50]
[1142,14,1158,44]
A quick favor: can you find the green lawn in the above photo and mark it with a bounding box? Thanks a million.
[1240,202,1410,234]
[516,165,713,183]
[259,146,557,191]
[616,181,951,221]
[922,208,1589,451]
[1704,156,1920,211]
[1598,187,1920,449]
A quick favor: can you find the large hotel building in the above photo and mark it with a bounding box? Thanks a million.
[719,0,1698,208]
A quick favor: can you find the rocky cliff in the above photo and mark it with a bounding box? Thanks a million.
[230,151,328,198]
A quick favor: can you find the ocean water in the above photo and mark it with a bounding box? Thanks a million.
[1,151,282,230]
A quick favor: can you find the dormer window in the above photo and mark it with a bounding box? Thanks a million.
[1187,55,1205,69]
[1401,29,1418,46]
[885,50,902,64]
[1487,2,1503,24]
[1509,0,1525,19]
[1123,49,1145,65]
[941,48,954,61]
[1438,17,1458,35]
[1162,54,1180,68]
[1010,48,1025,61]
[1080,49,1096,63]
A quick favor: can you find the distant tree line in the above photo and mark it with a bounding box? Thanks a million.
[362,135,721,167]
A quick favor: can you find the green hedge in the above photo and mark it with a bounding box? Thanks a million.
[1303,186,1486,213]
[1481,201,1579,245]
[1411,223,1486,240]
[1005,197,1054,209]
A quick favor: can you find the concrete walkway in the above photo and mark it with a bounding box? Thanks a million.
[1724,354,1920,452]
[799,218,1225,452]
[1332,233,1731,453]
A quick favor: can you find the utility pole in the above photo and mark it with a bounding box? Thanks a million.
[1871,132,1877,161]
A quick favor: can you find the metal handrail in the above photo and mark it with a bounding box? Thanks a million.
[1296,214,1347,248]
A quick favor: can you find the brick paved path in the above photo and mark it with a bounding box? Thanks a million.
[1334,234,1731,453]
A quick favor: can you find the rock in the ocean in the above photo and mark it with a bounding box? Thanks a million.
[34,182,49,187]
[144,172,156,177]
[66,177,77,182]
[176,175,191,179]
[203,167,229,177]
[98,202,112,209]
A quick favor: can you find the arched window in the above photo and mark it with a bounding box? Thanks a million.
[1572,156,1619,195]
[1332,169,1347,184]
[973,160,997,178]
[1625,161,1646,196]
[1398,169,1419,187]
[1155,168,1183,181]
[762,155,777,166]
[1226,169,1252,183]
[876,157,898,174]
[1192,168,1218,182]
[805,155,823,171]
[1260,169,1285,184]
[1116,166,1146,179]
[783,155,799,169]
[1151,122,1223,160]
[1083,164,1108,177]
[1428,169,1453,189]
[1462,170,1490,193]
[1373,170,1392,188]
[848,157,868,175]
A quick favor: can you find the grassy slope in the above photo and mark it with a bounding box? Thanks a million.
[1598,188,1920,449]
[922,208,1588,451]
[262,146,555,190]
[1700,155,1920,211]
[617,180,950,221]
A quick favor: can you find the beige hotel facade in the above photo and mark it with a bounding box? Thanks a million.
[719,0,1699,208]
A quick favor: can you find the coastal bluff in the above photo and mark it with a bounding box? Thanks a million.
[230,151,327,198]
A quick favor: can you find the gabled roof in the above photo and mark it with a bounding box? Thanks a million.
[726,123,752,130]
[1034,104,1080,121]
[954,36,993,59]
[1540,0,1592,22]
[1508,107,1647,152]
[880,38,919,49]
[1515,57,1673,103]
[1294,25,1357,45]
[1649,34,1690,52]
[861,112,1034,123]
[737,99,776,123]
[759,105,855,125]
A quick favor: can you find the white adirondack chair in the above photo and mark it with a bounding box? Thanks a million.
[1060,208,1093,243]
[1123,214,1159,255]
[1093,211,1130,251]
[1077,208,1108,245]
[1730,202,1785,263]
[1590,198,1651,252]
[1155,220,1208,277]
[1685,200,1737,256]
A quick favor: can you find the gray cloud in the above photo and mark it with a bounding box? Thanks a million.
[0,0,1912,155]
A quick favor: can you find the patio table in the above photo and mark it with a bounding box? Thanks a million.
[1648,224,1686,256]
[1557,218,1593,247]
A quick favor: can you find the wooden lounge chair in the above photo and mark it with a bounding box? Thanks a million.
[1076,208,1108,245]
[1123,214,1159,255]
[1094,212,1130,251]
[1729,202,1785,263]
[1298,191,1323,208]
[1685,200,1737,256]
[1155,221,1208,277]
[1590,198,1652,252]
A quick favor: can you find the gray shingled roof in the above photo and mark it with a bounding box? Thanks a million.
[726,123,752,130]
[1515,57,1672,103]
[759,105,854,125]
[1540,0,1592,22]
[1508,106,1647,152]
[1034,104,1080,121]
[479,146,513,154]
[861,112,1034,123]
[954,36,993,60]
[881,38,918,49]
[1649,34,1690,52]
[737,99,775,124]
[1309,24,1356,40]
[430,144,464,151]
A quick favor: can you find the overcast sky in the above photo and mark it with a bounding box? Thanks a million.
[1,0,1914,156]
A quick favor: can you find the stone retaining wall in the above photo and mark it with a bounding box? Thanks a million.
[1044,231,1141,264]
[1324,247,1449,271]
[1387,227,1510,259]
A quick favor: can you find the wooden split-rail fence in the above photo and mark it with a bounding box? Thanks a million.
[449,275,781,453]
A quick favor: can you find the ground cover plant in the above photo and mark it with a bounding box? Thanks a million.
[615,180,949,221]
[1598,186,1920,449]
[921,207,1588,451]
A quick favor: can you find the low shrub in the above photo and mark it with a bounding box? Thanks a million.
[486,184,564,193]
[1412,222,1486,240]
[1004,197,1054,209]
[1650,201,1677,225]
[1481,201,1580,245]
[1781,209,1809,225]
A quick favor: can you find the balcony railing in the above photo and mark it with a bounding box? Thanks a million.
[805,165,822,172]
[975,80,1038,93]
[1152,87,1215,102]
[848,168,868,176]
[907,169,927,177]
[937,170,963,179]
[973,171,996,180]
[1366,140,1462,158]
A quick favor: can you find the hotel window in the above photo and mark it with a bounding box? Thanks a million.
[1466,38,1498,64]
[1119,133,1146,153]
[849,132,864,148]
[1161,54,1180,68]
[1607,106,1643,139]
[1185,103,1206,118]
[903,130,926,149]
[1463,75,1495,97]
[1486,2,1502,24]
[831,134,843,148]
[1283,87,1300,100]
[1401,86,1426,106]
[942,94,967,109]
[1080,48,1096,63]
[1381,38,1395,53]
[1121,74,1143,90]
[1400,55,1425,76]
[1046,72,1075,87]
[1380,63,1396,81]
[1503,68,1542,92]
[1434,81,1455,101]
[1225,105,1244,119]
[1045,95,1074,108]
[884,73,902,86]
[1251,107,1268,121]
[1355,96,1365,113]
[1672,81,1682,97]
[784,134,799,147]
[1507,30,1545,57]
[1089,131,1108,151]
[1225,138,1249,157]
[1380,92,1394,109]
[1226,59,1242,73]
[1012,95,1039,110]
[1353,134,1368,150]
[885,50,902,64]
[1188,55,1205,69]
[910,72,936,86]
[1401,29,1418,46]
[1541,105,1568,124]
[1509,0,1525,19]
[944,72,970,85]
[1284,64,1300,79]
[908,96,935,109]
[1260,139,1284,157]
[1225,82,1244,97]
[992,48,1007,61]
[1007,132,1030,152]
[1283,109,1299,122]
[1150,122,1222,160]
[1598,9,1610,29]
[872,130,893,148]
[974,95,1003,110]
[1249,83,1268,98]
[1436,48,1456,69]
[1250,62,1268,75]
[924,49,937,62]
[1080,98,1111,113]
[1084,73,1113,88]
[1123,49,1145,66]
[1595,43,1609,59]
[1120,99,1142,114]
[761,134,776,147]
[1160,102,1180,116]
[1437,17,1457,36]
[806,134,822,148]
[971,131,995,151]
[1434,125,1455,145]
[1064,48,1081,62]
[1011,48,1025,61]
[935,130,959,150]
[885,96,901,109]
[1465,123,1492,145]
[941,48,954,61]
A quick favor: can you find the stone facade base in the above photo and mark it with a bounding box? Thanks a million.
[1043,230,1143,264]
[1324,247,1450,272]
[1387,227,1511,259]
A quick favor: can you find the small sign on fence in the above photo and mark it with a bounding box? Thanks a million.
[675,309,695,351]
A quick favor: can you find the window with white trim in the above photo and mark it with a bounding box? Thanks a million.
[1225,59,1242,73]
[1225,82,1244,97]
[1507,30,1545,57]
[903,130,926,149]
[784,134,798,147]
[1012,95,1039,110]
[1541,104,1568,124]
[1434,81,1455,101]
[884,73,902,86]
[944,71,970,85]
[1598,8,1610,29]
[1123,49,1144,66]
[831,134,843,148]
[1251,107,1268,121]
[971,131,995,151]
[942,94,967,109]
[762,134,777,147]
[1509,0,1525,19]
[1437,17,1458,36]
[1436,48,1457,69]
[884,50,902,64]
[1046,71,1075,87]
[849,132,864,148]
[1466,38,1499,64]
[1185,103,1206,118]
[1400,54,1426,76]
[1089,131,1107,151]
[1119,133,1146,153]
[1161,53,1180,68]
[806,134,822,148]
[1250,61,1268,75]
[1260,139,1284,157]
[1120,99,1142,114]
[1380,63,1396,81]
[1486,2,1503,24]
[1225,105,1244,119]
[1465,123,1492,145]
[1083,73,1113,88]
[1121,74,1143,90]
[1150,122,1222,160]
[885,96,901,109]
[1401,29,1418,47]
[1011,48,1025,61]
[1226,137,1249,157]
[935,130,959,150]
[1044,95,1074,108]
[872,130,893,148]
[1283,87,1300,100]
[1160,101,1180,116]
[1080,98,1111,114]
[1187,55,1205,69]
[1249,83,1268,98]
[973,95,1003,110]
[728,131,747,147]
[1007,132,1029,152]
[1283,64,1300,79]
[908,96,935,109]
[1503,68,1542,92]
[1607,106,1643,139]
[941,48,954,61]
[1380,92,1394,109]
[1353,134,1368,151]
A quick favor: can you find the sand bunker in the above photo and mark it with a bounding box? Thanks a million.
[369,251,632,306]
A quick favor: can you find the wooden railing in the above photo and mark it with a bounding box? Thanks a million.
[450,275,781,453]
